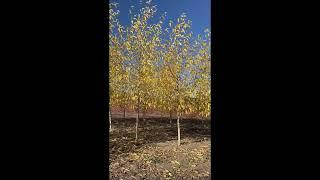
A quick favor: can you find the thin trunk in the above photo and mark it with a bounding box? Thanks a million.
[142,109,146,127]
[137,96,140,119]
[123,107,125,118]
[170,111,172,125]
[109,111,112,132]
[135,96,140,142]
[135,112,139,142]
[177,113,180,146]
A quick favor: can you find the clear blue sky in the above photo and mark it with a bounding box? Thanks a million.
[110,0,211,38]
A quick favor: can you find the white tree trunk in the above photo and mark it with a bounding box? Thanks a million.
[109,111,112,132]
[135,96,140,142]
[177,114,180,146]
[135,112,139,142]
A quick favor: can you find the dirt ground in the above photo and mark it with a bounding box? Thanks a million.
[108,117,211,179]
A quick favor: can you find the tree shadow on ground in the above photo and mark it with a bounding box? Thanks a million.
[109,117,211,161]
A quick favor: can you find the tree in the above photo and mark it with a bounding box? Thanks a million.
[109,2,121,131]
[123,3,161,142]
[108,1,211,145]
[159,13,194,146]
[190,30,211,120]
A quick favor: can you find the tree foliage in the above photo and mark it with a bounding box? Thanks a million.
[109,1,211,119]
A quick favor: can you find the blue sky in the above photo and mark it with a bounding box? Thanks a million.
[110,0,211,38]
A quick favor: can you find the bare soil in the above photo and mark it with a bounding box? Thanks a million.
[109,117,211,179]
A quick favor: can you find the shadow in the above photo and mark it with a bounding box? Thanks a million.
[109,117,211,161]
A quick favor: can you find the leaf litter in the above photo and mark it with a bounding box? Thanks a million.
[109,118,211,179]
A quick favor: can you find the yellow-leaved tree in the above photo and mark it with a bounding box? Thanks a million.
[159,13,194,146]
[123,3,161,142]
[109,1,211,146]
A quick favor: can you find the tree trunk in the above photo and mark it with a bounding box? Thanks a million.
[177,113,180,146]
[170,111,172,126]
[135,111,139,142]
[109,111,112,132]
[123,107,125,118]
[135,96,140,142]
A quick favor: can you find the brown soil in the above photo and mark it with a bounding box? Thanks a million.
[108,118,211,179]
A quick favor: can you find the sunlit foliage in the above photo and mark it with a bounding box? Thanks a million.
[109,1,211,143]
